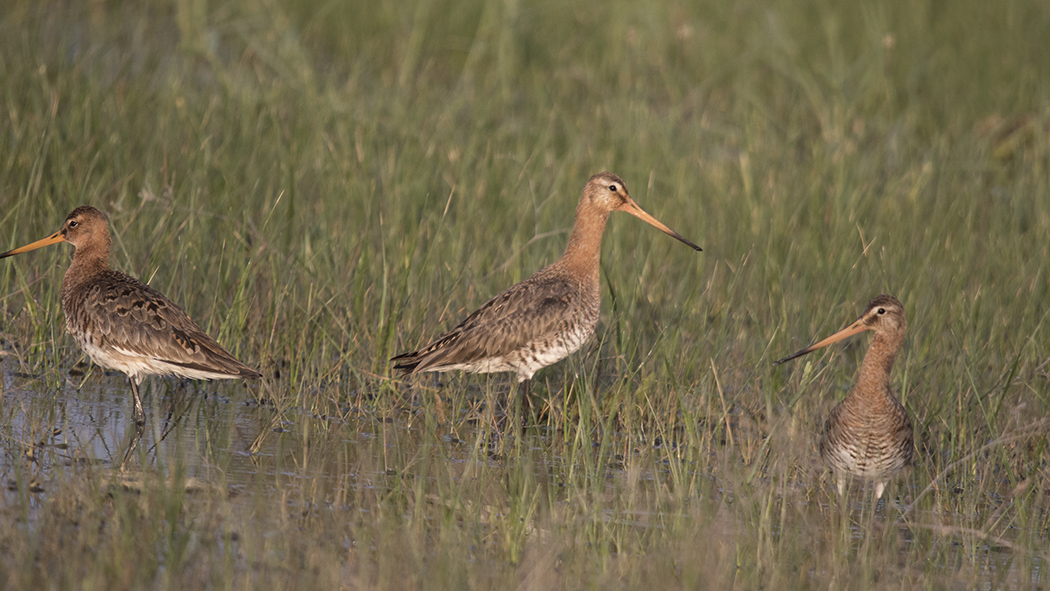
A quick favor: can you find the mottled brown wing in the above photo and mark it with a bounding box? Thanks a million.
[392,274,583,373]
[65,269,260,378]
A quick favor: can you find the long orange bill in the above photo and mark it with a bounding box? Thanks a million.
[773,317,871,366]
[620,196,702,252]
[0,231,67,259]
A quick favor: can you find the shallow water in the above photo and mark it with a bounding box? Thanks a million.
[2,362,252,471]
[1,357,1046,589]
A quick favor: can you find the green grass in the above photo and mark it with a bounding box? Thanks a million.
[1,0,1049,588]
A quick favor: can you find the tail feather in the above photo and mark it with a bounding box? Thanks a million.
[391,350,424,374]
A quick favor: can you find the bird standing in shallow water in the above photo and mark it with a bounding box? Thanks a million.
[774,294,914,499]
[392,172,702,415]
[0,206,261,424]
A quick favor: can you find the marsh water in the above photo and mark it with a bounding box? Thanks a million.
[2,357,1045,589]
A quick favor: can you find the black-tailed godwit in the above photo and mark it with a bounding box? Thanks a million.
[1,206,261,424]
[392,172,702,414]
[775,294,914,499]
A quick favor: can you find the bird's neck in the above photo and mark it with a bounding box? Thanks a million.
[62,244,110,298]
[559,207,610,281]
[855,333,901,399]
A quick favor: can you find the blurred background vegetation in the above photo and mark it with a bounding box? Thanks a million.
[0,0,1048,588]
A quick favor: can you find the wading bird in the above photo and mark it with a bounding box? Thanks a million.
[392,172,702,415]
[0,206,261,424]
[774,294,914,499]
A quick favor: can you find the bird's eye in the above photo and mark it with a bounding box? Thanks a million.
[877,308,886,314]
[608,184,618,192]
[68,221,78,228]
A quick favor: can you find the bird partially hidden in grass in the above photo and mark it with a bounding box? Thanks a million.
[774,294,914,499]
[392,172,702,417]
[0,206,261,425]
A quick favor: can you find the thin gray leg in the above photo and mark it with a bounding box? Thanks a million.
[520,378,532,417]
[129,377,146,425]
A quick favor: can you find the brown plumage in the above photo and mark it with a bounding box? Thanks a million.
[1,206,261,424]
[775,294,914,499]
[392,172,702,411]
